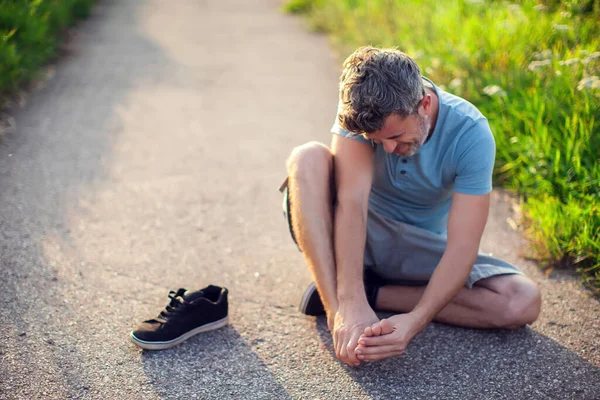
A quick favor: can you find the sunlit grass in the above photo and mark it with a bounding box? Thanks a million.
[0,0,96,96]
[285,0,600,292]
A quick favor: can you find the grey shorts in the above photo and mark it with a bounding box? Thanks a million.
[280,180,523,288]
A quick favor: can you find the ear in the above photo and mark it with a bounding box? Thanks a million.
[418,94,432,116]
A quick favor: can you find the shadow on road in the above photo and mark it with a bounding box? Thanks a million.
[315,316,600,399]
[141,325,290,399]
[0,0,185,397]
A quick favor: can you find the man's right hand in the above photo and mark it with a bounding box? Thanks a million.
[331,301,379,366]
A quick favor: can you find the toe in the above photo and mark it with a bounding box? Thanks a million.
[371,322,382,336]
[380,318,395,335]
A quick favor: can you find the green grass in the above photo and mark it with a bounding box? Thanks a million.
[0,0,96,97]
[284,0,600,293]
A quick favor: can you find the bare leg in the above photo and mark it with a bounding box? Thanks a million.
[286,142,337,327]
[375,274,541,329]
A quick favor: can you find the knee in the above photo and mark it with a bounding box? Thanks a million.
[499,277,542,328]
[286,142,333,182]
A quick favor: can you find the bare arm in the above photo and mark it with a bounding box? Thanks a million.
[410,191,490,330]
[355,191,491,357]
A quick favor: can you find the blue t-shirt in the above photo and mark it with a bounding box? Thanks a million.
[331,78,496,235]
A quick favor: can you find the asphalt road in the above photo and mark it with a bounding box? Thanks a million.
[1,0,599,399]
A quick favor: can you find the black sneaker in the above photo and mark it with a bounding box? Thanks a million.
[130,285,228,350]
[299,282,324,316]
[299,280,380,316]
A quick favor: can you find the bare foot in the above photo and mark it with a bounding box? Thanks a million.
[356,318,395,353]
[326,313,334,333]
[363,318,395,338]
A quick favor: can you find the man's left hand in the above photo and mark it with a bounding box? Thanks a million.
[354,313,425,362]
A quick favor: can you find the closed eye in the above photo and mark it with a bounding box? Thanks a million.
[365,132,404,141]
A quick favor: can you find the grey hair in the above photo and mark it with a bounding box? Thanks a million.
[337,46,424,134]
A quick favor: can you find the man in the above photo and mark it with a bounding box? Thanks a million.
[280,46,541,366]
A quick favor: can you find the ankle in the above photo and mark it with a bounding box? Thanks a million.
[326,313,335,332]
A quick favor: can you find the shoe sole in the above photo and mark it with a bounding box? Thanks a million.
[299,282,317,315]
[129,316,229,350]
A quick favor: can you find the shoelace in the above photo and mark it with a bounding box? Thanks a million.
[156,291,188,321]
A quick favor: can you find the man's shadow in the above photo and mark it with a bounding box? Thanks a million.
[141,325,290,400]
[315,314,600,399]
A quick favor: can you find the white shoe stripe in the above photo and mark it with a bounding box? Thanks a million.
[130,316,229,350]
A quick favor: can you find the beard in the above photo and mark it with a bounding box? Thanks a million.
[395,115,430,157]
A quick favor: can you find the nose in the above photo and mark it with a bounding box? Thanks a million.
[382,139,396,153]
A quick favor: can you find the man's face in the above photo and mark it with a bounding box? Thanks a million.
[366,112,430,157]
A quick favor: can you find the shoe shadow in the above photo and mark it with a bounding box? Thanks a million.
[315,314,600,399]
[140,325,290,400]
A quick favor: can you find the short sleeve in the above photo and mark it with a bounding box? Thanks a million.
[330,99,371,145]
[453,118,496,195]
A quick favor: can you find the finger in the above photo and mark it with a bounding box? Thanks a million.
[346,339,361,366]
[356,344,401,357]
[360,350,405,362]
[358,333,398,347]
[334,331,342,359]
[347,330,365,366]
[336,330,360,366]
[338,342,347,362]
